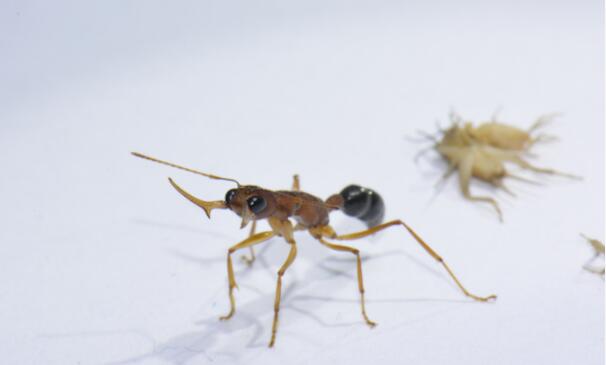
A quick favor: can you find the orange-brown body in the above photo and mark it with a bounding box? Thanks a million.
[226,186,332,229]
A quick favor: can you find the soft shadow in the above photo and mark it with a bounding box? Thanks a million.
[38,329,156,346]
[105,237,490,364]
[289,294,471,305]
[107,276,302,364]
[105,312,269,365]
[169,249,225,266]
[168,237,277,276]
[131,217,234,241]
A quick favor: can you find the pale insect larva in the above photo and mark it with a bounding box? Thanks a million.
[420,112,579,221]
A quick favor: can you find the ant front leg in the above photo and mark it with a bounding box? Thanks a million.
[292,174,300,191]
[220,231,275,321]
[334,220,497,302]
[240,220,258,266]
[269,239,298,347]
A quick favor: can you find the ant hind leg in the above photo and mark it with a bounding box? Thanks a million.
[333,220,497,302]
[316,236,377,327]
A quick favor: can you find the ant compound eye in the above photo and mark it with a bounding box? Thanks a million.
[247,196,267,214]
[225,189,237,204]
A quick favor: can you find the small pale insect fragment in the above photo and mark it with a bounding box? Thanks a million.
[580,234,605,276]
[420,112,579,221]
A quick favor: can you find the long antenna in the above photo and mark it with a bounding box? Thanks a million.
[131,152,241,186]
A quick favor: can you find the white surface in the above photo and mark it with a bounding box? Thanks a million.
[1,1,603,364]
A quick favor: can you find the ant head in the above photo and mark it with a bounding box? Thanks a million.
[224,186,277,228]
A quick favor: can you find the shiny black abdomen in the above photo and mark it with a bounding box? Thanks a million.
[339,185,385,227]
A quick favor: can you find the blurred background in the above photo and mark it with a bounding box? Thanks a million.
[0,1,603,364]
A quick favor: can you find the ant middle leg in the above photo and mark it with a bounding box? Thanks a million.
[316,236,377,327]
[333,220,497,302]
[220,231,275,321]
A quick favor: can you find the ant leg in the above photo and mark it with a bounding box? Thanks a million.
[334,220,497,302]
[292,174,300,191]
[240,220,257,266]
[458,155,503,221]
[220,231,275,321]
[268,241,298,347]
[316,237,376,327]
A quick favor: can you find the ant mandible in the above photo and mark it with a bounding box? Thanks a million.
[132,152,496,347]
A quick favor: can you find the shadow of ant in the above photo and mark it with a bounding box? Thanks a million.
[106,240,486,364]
[131,217,235,241]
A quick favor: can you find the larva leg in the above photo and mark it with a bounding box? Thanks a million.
[334,220,497,302]
[458,155,503,221]
[435,163,457,188]
[528,133,558,148]
[490,106,503,122]
[316,237,376,327]
[268,241,298,348]
[220,231,275,321]
[414,145,436,165]
[528,113,559,133]
[505,173,541,186]
[493,179,516,197]
[510,156,581,180]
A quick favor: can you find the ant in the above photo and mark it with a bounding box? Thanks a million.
[132,152,497,347]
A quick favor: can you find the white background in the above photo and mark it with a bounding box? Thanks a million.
[1,1,603,364]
